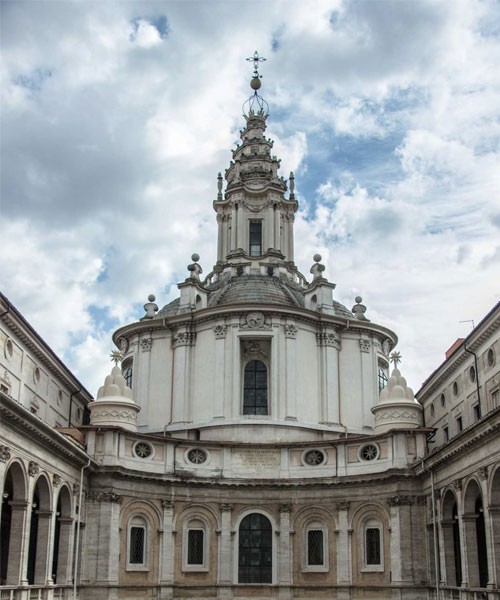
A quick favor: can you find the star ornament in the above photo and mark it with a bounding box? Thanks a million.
[390,351,402,366]
[110,349,123,365]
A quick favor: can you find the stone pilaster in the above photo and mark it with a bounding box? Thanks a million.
[388,495,414,583]
[336,502,351,584]
[278,504,292,586]
[317,328,340,424]
[218,504,233,585]
[159,500,174,596]
[6,500,28,585]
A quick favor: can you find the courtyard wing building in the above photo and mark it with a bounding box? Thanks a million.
[1,64,500,600]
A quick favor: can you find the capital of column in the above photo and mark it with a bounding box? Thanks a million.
[220,503,233,512]
[337,501,350,511]
[279,504,292,514]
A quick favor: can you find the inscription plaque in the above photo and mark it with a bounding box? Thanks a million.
[232,449,281,470]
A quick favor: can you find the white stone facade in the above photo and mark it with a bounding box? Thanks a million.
[1,71,500,600]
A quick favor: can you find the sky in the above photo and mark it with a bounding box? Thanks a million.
[1,0,500,397]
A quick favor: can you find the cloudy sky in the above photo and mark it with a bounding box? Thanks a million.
[1,0,499,396]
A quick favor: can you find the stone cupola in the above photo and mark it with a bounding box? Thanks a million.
[372,356,423,433]
[213,53,298,268]
[89,364,140,432]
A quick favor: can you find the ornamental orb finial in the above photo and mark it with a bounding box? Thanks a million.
[250,77,262,91]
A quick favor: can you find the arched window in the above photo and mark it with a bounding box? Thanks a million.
[243,360,268,415]
[127,516,148,570]
[362,518,383,572]
[123,362,133,389]
[183,518,208,571]
[303,520,328,571]
[238,513,272,583]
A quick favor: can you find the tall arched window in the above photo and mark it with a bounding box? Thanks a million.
[123,361,133,389]
[243,360,268,415]
[362,518,384,572]
[238,513,272,583]
[127,516,148,570]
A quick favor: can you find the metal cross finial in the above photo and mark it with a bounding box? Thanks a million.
[390,351,402,366]
[246,51,267,78]
[110,349,123,365]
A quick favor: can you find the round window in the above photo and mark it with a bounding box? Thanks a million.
[359,444,379,461]
[303,449,326,466]
[440,393,445,407]
[33,367,41,385]
[487,348,495,368]
[4,338,13,360]
[430,403,435,416]
[469,366,476,383]
[453,381,458,396]
[187,448,208,464]
[133,442,153,459]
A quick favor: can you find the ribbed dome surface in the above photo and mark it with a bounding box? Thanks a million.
[209,275,303,307]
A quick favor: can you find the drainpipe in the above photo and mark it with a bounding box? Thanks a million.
[463,342,481,410]
[420,458,440,600]
[73,459,91,600]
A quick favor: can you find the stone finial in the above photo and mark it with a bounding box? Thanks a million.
[372,360,423,433]
[96,366,132,401]
[217,172,223,200]
[187,254,203,281]
[289,171,295,198]
[90,365,140,432]
[310,254,326,280]
[352,296,369,321]
[141,295,158,320]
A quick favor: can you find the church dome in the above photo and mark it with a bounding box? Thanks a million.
[209,274,304,307]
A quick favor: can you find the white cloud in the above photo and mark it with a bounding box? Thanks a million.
[1,0,499,395]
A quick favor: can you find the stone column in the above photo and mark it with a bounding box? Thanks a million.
[136,336,152,426]
[274,204,280,252]
[171,329,196,424]
[230,206,237,250]
[159,500,174,597]
[284,323,297,420]
[336,502,351,585]
[388,496,414,584]
[265,202,273,251]
[6,500,28,584]
[287,215,294,262]
[489,505,500,588]
[90,493,122,585]
[217,213,223,262]
[213,325,228,418]
[55,517,74,584]
[278,505,292,587]
[317,328,340,425]
[479,467,496,588]
[462,513,479,587]
[359,338,374,427]
[237,203,244,250]
[218,504,233,585]
[34,509,53,584]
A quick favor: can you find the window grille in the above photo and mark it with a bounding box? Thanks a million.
[307,530,324,565]
[129,526,145,564]
[238,513,272,583]
[187,529,204,565]
[124,366,133,388]
[378,367,388,392]
[249,222,262,256]
[243,360,268,415]
[365,527,381,565]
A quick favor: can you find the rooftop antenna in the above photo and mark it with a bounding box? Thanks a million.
[243,50,269,117]
[459,319,475,330]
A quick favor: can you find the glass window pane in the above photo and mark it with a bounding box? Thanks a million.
[188,529,204,565]
[307,530,324,565]
[366,528,381,565]
[129,526,145,564]
[239,514,272,583]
